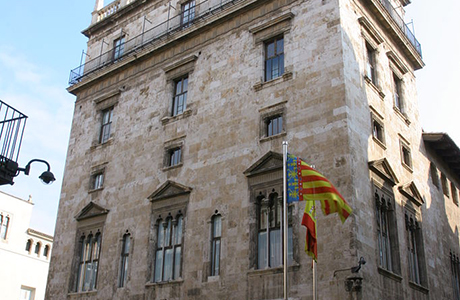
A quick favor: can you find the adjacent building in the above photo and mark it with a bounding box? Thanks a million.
[46,0,460,299]
[0,191,53,300]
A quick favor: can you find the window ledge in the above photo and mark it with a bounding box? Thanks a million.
[364,76,385,99]
[377,267,402,282]
[393,106,411,125]
[372,136,387,150]
[207,275,220,282]
[248,262,300,276]
[88,187,104,194]
[68,290,98,297]
[253,71,293,92]
[162,163,184,171]
[90,138,114,151]
[260,131,287,143]
[161,109,193,125]
[145,278,184,287]
[409,281,429,294]
[402,162,413,173]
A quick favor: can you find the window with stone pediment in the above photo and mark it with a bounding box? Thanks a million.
[75,231,102,292]
[148,180,191,284]
[154,213,183,282]
[71,202,108,293]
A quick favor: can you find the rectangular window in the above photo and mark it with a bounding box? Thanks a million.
[113,36,125,61]
[430,163,440,188]
[76,233,102,292]
[167,148,182,167]
[181,0,195,28]
[365,43,377,85]
[154,215,183,282]
[172,76,188,116]
[0,215,9,240]
[91,173,104,190]
[442,173,450,197]
[257,189,293,269]
[400,142,412,169]
[265,37,284,81]
[100,107,114,144]
[372,117,385,145]
[119,233,130,287]
[211,215,221,276]
[20,286,35,300]
[375,187,399,273]
[452,183,459,206]
[393,73,403,112]
[267,115,283,137]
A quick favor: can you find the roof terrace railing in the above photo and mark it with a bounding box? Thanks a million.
[69,0,244,85]
[0,100,27,162]
[378,0,422,57]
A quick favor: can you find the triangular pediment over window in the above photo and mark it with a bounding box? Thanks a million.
[148,180,192,202]
[399,182,424,206]
[244,151,283,177]
[368,158,399,186]
[75,201,109,221]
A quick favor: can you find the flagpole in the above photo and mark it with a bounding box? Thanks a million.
[282,141,288,300]
[313,255,317,300]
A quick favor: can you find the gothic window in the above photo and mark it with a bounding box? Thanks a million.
[265,36,284,81]
[119,233,131,288]
[256,187,293,269]
[211,213,221,276]
[375,187,400,274]
[405,213,421,284]
[154,214,183,282]
[451,252,460,300]
[76,232,102,292]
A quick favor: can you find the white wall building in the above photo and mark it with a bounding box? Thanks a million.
[0,191,53,300]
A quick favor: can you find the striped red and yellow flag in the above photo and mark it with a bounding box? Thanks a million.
[287,153,352,260]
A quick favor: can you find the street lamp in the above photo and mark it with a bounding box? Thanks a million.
[16,159,56,185]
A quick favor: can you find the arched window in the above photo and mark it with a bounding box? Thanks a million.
[76,232,102,292]
[257,188,293,269]
[35,242,41,255]
[154,214,183,282]
[43,245,50,258]
[119,233,131,287]
[25,239,32,252]
[211,213,222,276]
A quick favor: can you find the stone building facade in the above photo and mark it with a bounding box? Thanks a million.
[46,0,460,299]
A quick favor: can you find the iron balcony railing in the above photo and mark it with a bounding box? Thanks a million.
[378,0,422,57]
[69,0,245,85]
[0,100,27,162]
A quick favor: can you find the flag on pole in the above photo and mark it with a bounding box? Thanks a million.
[286,154,352,260]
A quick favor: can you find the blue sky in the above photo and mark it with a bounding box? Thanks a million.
[0,0,459,235]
